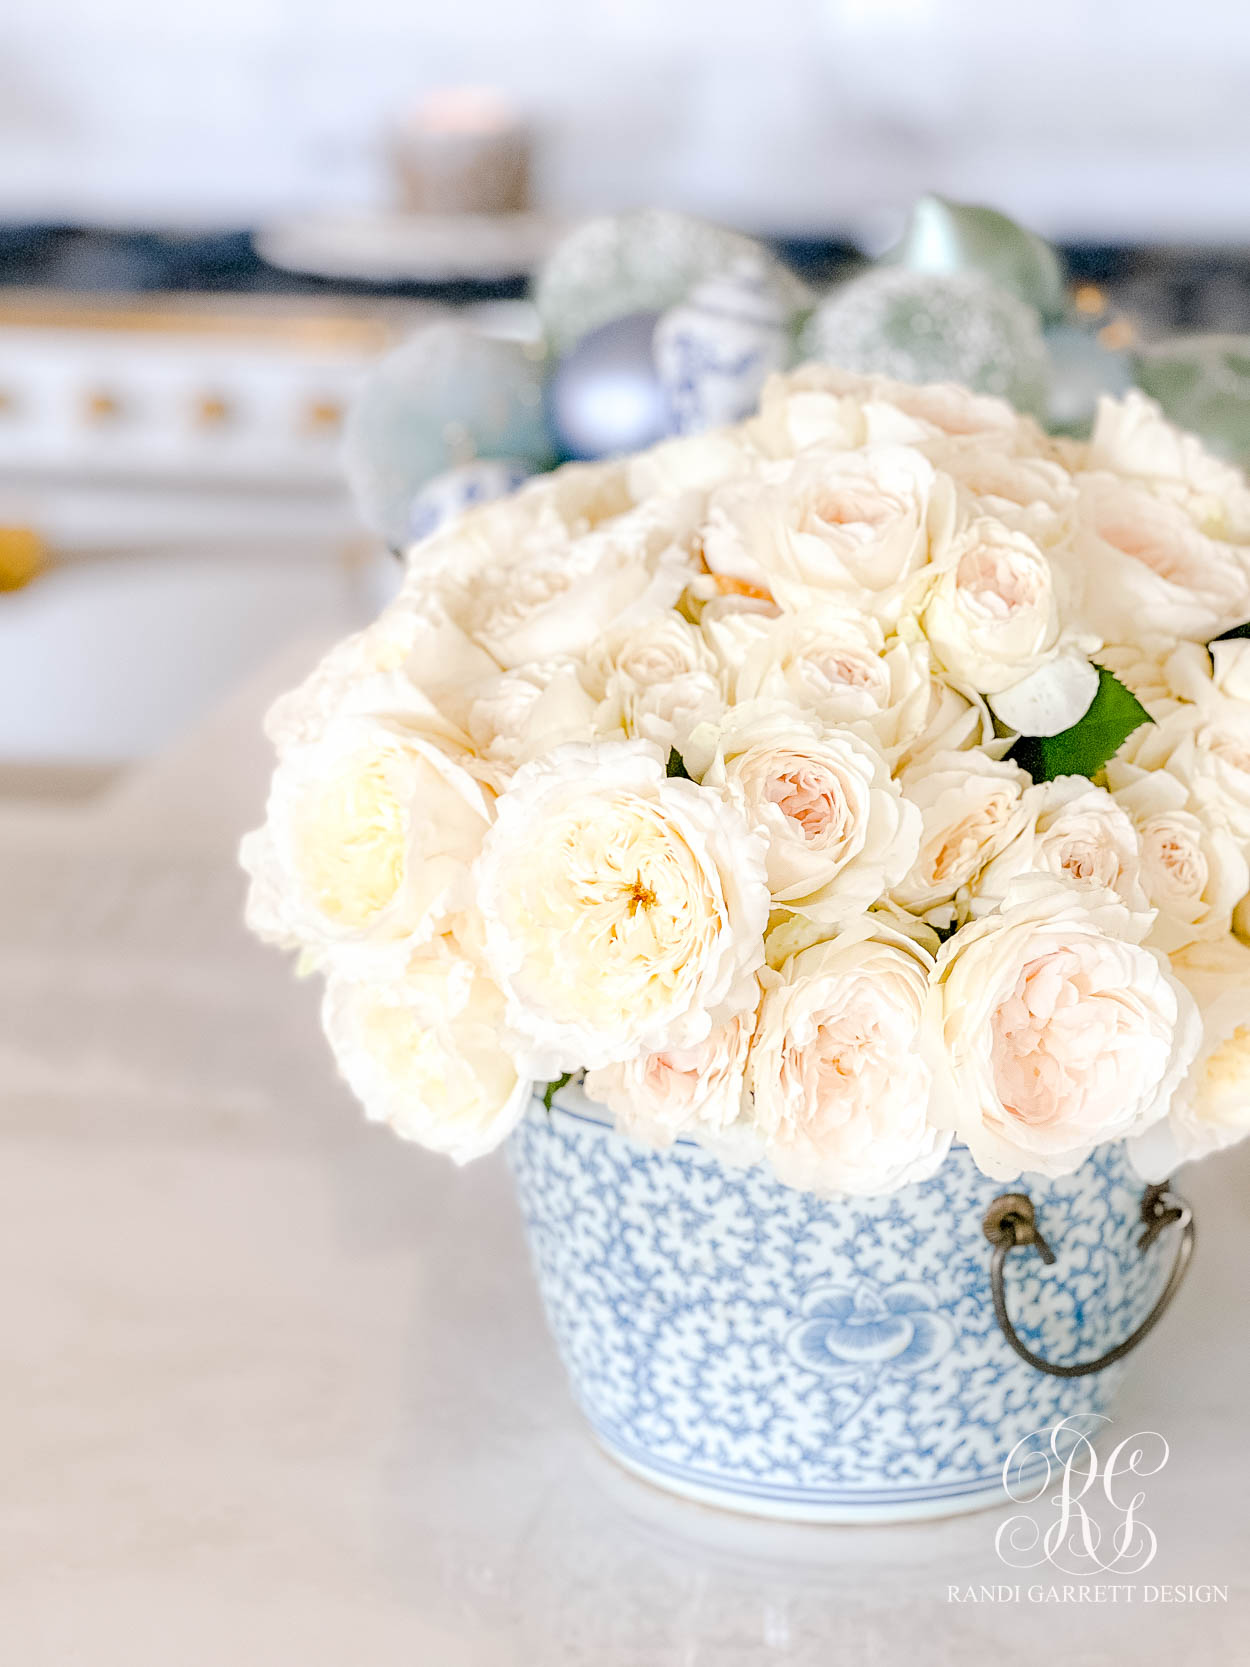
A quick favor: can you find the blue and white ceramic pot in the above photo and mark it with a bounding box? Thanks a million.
[507,1084,1192,1523]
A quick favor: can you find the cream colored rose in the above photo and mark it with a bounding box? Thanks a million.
[626,428,760,497]
[747,365,872,458]
[1114,640,1250,848]
[892,672,1007,775]
[701,445,955,624]
[747,365,1030,459]
[476,741,770,1076]
[1131,936,1250,1178]
[464,659,597,775]
[430,488,700,670]
[1108,764,1249,953]
[584,997,756,1150]
[921,435,1078,525]
[264,594,499,751]
[322,946,529,1161]
[1088,389,1250,542]
[892,750,1033,921]
[241,710,493,974]
[974,777,1151,928]
[1063,473,1250,643]
[586,613,725,752]
[916,515,1069,699]
[703,607,931,764]
[924,878,1200,1180]
[746,918,949,1196]
[686,702,919,925]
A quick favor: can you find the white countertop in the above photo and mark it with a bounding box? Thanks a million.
[3,645,1247,1666]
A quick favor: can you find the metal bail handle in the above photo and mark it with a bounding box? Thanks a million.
[981,1182,1196,1379]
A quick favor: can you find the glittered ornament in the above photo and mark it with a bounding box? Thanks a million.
[1043,321,1133,435]
[653,259,793,435]
[406,458,533,542]
[1133,336,1250,465]
[799,269,1050,418]
[343,322,553,547]
[533,209,810,359]
[545,311,672,462]
[886,194,1067,324]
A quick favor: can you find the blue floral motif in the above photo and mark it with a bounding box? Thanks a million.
[507,1087,1175,1520]
[787,1281,955,1376]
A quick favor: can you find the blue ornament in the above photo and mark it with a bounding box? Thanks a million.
[406,458,533,543]
[545,311,673,461]
[343,322,553,547]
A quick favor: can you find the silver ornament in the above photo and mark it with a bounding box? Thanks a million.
[533,209,810,358]
[545,311,672,461]
[653,259,794,434]
[799,269,1050,418]
[343,321,552,546]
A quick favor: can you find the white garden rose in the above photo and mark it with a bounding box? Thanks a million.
[892,750,1033,921]
[242,365,1250,1197]
[921,435,1079,525]
[892,672,1007,775]
[1108,764,1249,953]
[476,740,769,1076]
[1112,640,1250,848]
[264,595,500,751]
[746,918,949,1196]
[1130,937,1250,1178]
[916,515,1067,697]
[703,607,932,764]
[322,945,529,1162]
[430,490,700,670]
[1088,389,1250,542]
[973,777,1151,928]
[701,445,955,624]
[586,612,725,752]
[241,708,493,974]
[686,702,919,924]
[1064,472,1250,643]
[584,997,756,1150]
[924,877,1200,1180]
[464,659,597,775]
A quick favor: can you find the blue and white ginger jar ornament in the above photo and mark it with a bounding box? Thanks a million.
[653,259,794,435]
[533,208,810,358]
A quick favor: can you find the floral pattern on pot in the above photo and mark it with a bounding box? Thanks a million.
[786,1281,955,1377]
[508,1088,1174,1522]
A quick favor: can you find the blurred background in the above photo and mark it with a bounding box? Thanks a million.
[2,0,1250,779]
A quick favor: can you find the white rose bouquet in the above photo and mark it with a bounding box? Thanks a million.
[243,369,1250,1196]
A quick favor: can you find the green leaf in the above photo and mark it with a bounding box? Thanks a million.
[1008,665,1152,784]
[540,1073,573,1114]
[1212,620,1250,643]
[666,747,692,780]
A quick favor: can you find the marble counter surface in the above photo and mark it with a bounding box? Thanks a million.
[2,645,1247,1666]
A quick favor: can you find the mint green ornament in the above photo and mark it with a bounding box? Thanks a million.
[886,194,1067,324]
[799,269,1050,418]
[1132,336,1250,465]
[533,209,810,358]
